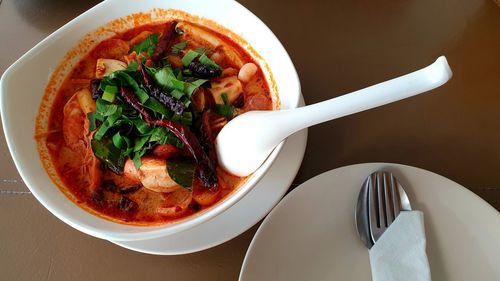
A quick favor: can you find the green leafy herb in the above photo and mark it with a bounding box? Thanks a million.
[170,89,185,100]
[130,118,151,135]
[149,127,168,143]
[133,135,151,152]
[215,93,235,119]
[143,97,172,116]
[153,66,179,90]
[171,41,188,54]
[87,112,103,131]
[131,33,159,57]
[94,105,123,140]
[112,132,129,149]
[167,158,196,189]
[132,148,147,169]
[125,61,139,72]
[107,71,149,103]
[91,138,126,174]
[185,79,208,97]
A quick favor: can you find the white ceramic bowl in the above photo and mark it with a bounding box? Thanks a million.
[0,0,300,241]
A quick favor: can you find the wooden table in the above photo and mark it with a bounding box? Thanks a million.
[1,0,499,280]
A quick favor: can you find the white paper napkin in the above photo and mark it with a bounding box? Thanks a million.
[368,211,431,281]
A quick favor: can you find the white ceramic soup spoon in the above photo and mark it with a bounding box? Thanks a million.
[216,56,452,177]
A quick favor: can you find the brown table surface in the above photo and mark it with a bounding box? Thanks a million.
[1,0,500,280]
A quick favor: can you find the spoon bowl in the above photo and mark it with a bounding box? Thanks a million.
[216,56,453,176]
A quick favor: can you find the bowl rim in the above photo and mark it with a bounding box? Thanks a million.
[0,0,301,241]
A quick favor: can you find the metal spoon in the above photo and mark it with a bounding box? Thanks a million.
[215,56,453,177]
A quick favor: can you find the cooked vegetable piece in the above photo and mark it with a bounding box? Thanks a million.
[95,58,127,79]
[123,157,181,193]
[209,76,243,104]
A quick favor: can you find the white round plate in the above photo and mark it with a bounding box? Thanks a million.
[239,163,500,281]
[110,126,307,254]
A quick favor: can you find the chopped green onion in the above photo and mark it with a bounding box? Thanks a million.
[181,50,200,66]
[102,85,118,103]
[199,53,223,70]
[131,118,151,135]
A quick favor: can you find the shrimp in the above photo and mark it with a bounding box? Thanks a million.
[95,58,127,78]
[62,88,102,191]
[122,157,182,193]
[156,188,192,217]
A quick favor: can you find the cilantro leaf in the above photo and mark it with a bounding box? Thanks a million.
[131,33,159,57]
[171,41,188,54]
[167,158,196,189]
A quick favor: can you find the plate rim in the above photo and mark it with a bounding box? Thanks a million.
[239,162,500,280]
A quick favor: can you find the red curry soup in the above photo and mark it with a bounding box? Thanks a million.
[36,18,275,225]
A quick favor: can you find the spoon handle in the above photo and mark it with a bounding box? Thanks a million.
[216,56,452,176]
[274,56,452,137]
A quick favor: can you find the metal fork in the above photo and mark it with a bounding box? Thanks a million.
[356,171,412,248]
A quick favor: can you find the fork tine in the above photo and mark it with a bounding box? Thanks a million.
[368,174,379,241]
[368,171,409,244]
[383,172,395,224]
[376,172,387,228]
